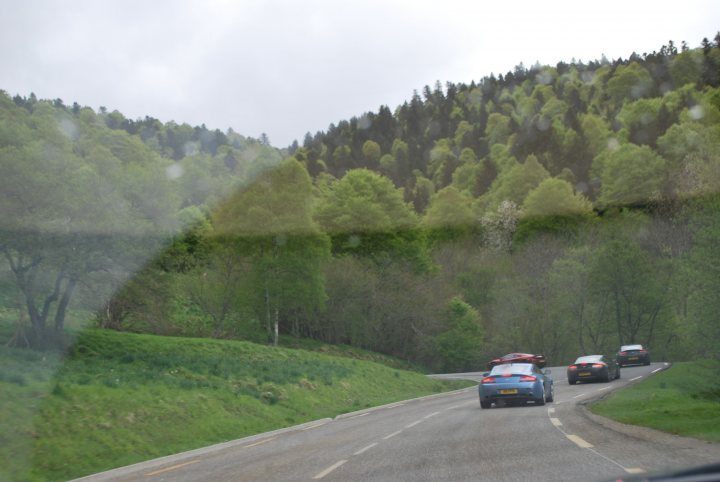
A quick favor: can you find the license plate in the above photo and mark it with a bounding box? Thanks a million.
[629,357,638,360]
[579,372,591,376]
[499,389,518,395]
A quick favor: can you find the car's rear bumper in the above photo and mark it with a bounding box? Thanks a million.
[568,367,607,382]
[617,355,649,366]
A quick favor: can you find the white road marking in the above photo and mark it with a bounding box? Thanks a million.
[566,434,594,448]
[423,411,441,419]
[353,443,378,455]
[445,401,474,410]
[545,396,634,473]
[301,422,329,430]
[343,413,370,420]
[630,376,643,381]
[547,407,555,414]
[144,460,200,477]
[573,393,586,398]
[405,419,424,429]
[383,430,403,440]
[382,403,406,410]
[598,386,611,391]
[651,368,662,374]
[242,437,276,448]
[313,460,347,479]
[664,362,669,366]
[626,468,646,474]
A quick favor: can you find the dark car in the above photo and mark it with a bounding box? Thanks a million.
[479,362,554,408]
[617,344,650,367]
[486,352,547,370]
[567,355,620,384]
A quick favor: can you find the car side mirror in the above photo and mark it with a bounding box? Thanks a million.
[482,372,489,377]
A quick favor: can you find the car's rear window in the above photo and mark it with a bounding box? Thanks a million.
[489,363,533,376]
[575,355,602,363]
[621,345,643,351]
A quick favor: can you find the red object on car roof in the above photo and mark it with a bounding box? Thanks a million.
[487,352,547,369]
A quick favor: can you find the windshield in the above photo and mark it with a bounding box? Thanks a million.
[1,2,719,482]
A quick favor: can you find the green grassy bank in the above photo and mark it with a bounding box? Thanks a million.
[590,361,720,442]
[0,328,472,482]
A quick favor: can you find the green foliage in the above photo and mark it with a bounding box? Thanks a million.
[0,328,471,481]
[212,158,330,345]
[522,178,593,218]
[423,187,477,241]
[433,297,484,372]
[591,361,720,441]
[607,62,655,104]
[594,144,666,208]
[479,154,550,211]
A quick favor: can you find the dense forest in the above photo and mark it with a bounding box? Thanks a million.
[2,35,720,371]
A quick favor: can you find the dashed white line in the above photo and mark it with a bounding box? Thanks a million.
[550,417,563,427]
[573,393,586,398]
[382,402,406,410]
[566,434,594,448]
[651,368,662,374]
[598,386,611,391]
[405,419,424,429]
[423,411,441,419]
[630,376,643,381]
[445,401,475,410]
[313,460,347,479]
[626,468,646,474]
[547,407,555,414]
[383,430,403,440]
[353,443,378,456]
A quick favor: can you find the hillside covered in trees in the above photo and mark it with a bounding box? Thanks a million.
[2,35,720,371]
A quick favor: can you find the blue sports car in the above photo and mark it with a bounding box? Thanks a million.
[478,363,554,409]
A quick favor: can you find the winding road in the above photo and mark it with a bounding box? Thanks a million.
[74,363,720,482]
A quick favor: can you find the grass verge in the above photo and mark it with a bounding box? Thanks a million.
[590,361,720,442]
[0,328,473,482]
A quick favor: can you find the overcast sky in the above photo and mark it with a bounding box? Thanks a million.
[1,0,718,147]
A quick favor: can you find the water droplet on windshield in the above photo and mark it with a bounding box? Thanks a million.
[165,163,184,180]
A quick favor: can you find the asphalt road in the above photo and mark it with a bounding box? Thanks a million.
[74,362,720,482]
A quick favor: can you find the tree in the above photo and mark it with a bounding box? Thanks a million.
[590,236,669,346]
[478,154,550,212]
[0,98,179,349]
[315,169,427,268]
[423,187,477,242]
[594,144,666,208]
[212,158,330,345]
[522,178,593,218]
[670,50,703,88]
[607,62,654,104]
[433,297,484,372]
[361,140,381,168]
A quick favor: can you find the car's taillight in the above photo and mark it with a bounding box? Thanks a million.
[519,375,536,382]
[639,349,646,353]
[481,377,495,384]
[568,365,577,370]
[618,352,627,356]
[502,373,513,377]
[592,363,604,368]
